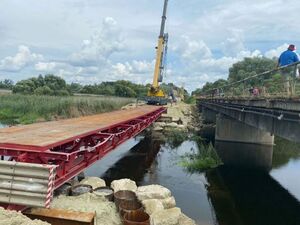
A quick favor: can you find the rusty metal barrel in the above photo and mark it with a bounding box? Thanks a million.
[54,182,72,196]
[123,211,150,225]
[119,200,143,217]
[71,184,93,196]
[93,187,114,201]
[114,190,137,209]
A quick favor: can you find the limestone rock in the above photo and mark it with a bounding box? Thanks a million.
[154,122,167,127]
[137,185,172,201]
[153,126,164,131]
[167,122,180,128]
[178,213,197,225]
[80,177,106,189]
[111,179,137,192]
[142,199,164,215]
[51,193,122,225]
[0,207,50,225]
[159,196,176,209]
[177,125,186,130]
[151,207,181,225]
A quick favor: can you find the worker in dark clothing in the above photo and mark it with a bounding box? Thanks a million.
[277,44,300,96]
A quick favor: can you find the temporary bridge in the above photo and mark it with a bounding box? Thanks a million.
[0,105,166,210]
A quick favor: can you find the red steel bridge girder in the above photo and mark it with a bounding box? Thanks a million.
[0,107,166,190]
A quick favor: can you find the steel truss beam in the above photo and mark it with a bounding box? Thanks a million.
[0,107,166,210]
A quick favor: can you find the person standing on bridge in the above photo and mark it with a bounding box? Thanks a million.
[277,44,300,96]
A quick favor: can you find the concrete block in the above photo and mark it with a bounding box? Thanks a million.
[159,196,176,209]
[178,213,197,225]
[137,185,171,201]
[80,177,106,189]
[142,199,164,215]
[151,207,181,225]
[111,179,137,192]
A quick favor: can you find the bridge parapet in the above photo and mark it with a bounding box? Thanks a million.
[198,97,300,143]
[199,97,300,112]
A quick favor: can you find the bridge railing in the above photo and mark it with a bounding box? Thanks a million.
[202,62,300,98]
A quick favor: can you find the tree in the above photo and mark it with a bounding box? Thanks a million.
[115,84,136,97]
[228,57,277,84]
[194,57,278,96]
[44,74,67,90]
[67,83,83,94]
[193,79,228,96]
[0,79,14,89]
[12,79,36,94]
[13,75,70,96]
[34,86,53,95]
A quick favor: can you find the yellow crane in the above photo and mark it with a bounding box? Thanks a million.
[146,0,169,105]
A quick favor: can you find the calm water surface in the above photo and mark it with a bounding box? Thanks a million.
[1,119,299,225]
[85,133,300,225]
[0,119,300,225]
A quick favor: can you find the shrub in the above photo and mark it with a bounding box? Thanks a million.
[180,142,222,172]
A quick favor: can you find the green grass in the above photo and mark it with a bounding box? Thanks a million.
[180,141,222,172]
[165,129,189,148]
[184,96,196,104]
[0,94,134,125]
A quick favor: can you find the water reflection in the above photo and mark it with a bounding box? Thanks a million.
[85,133,300,225]
[206,166,300,225]
[95,135,215,224]
[272,137,300,168]
[271,137,300,201]
[102,136,162,185]
[215,141,273,171]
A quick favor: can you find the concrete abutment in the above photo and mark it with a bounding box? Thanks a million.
[202,108,217,124]
[215,114,274,170]
[215,114,274,145]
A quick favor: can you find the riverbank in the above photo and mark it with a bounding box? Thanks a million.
[0,94,133,125]
[153,102,194,132]
[51,178,197,225]
[152,102,221,171]
[1,177,198,225]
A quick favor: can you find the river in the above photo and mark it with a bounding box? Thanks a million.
[85,133,300,225]
[1,121,300,224]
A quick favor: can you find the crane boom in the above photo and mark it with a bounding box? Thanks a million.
[159,0,168,38]
[147,0,169,105]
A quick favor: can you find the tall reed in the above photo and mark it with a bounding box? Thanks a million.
[0,94,133,124]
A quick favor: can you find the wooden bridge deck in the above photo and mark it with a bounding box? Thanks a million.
[0,105,160,150]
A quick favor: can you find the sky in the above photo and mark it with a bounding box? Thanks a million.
[0,0,300,92]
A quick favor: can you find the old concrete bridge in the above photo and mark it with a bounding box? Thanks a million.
[198,97,300,169]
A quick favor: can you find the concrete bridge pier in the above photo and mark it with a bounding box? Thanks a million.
[215,114,274,170]
[202,108,217,124]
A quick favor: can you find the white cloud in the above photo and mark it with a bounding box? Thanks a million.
[109,60,155,83]
[172,35,265,91]
[69,17,125,67]
[0,45,43,72]
[265,44,289,59]
[173,35,212,61]
[111,60,154,76]
[35,61,99,80]
[35,62,61,72]
[1,0,300,92]
[33,17,129,83]
[191,0,300,45]
[221,29,245,56]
